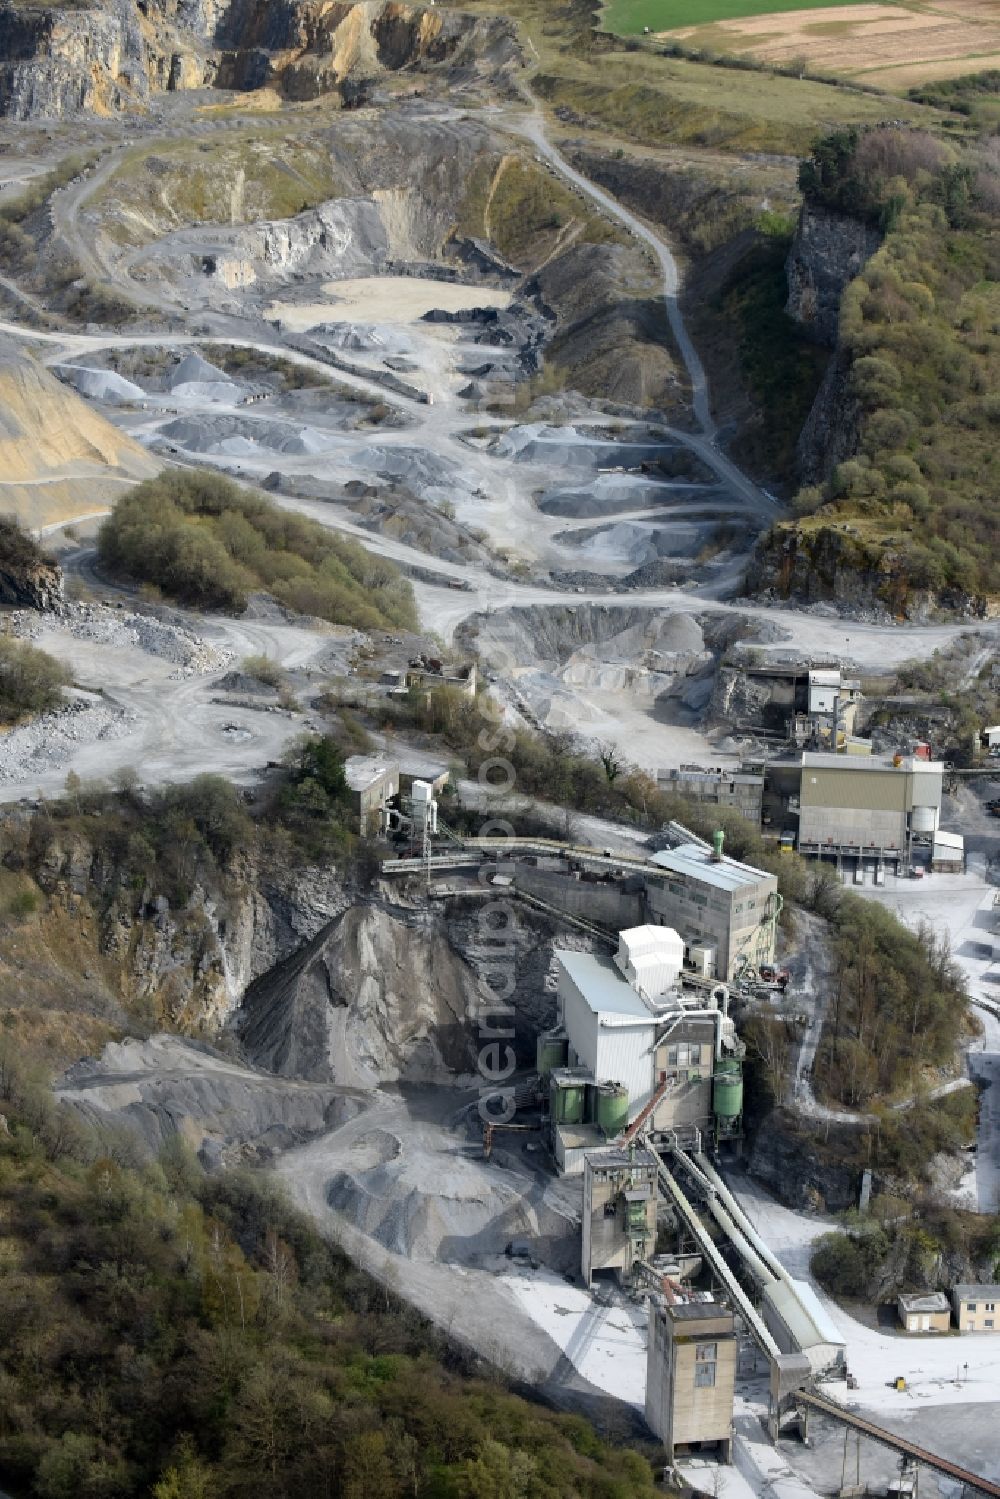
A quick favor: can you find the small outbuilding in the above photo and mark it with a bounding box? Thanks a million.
[953,1284,1000,1332]
[931,830,964,873]
[897,1291,950,1334]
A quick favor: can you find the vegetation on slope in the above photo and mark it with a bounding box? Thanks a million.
[813,1200,1000,1305]
[91,134,343,249]
[710,231,828,483]
[761,120,1000,607]
[0,1047,658,1499]
[458,153,623,270]
[98,472,416,631]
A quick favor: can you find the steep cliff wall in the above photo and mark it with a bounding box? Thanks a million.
[0,0,521,118]
[785,203,881,349]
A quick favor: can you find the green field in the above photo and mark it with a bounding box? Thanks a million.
[602,0,878,34]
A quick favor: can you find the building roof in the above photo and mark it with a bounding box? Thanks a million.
[557,950,654,1021]
[898,1291,950,1314]
[649,841,771,893]
[801,751,943,773]
[763,1278,845,1351]
[953,1284,1000,1301]
[933,830,964,852]
[584,1144,658,1172]
[344,755,396,792]
[809,669,841,686]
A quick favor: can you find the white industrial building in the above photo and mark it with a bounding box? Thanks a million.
[542,927,744,1173]
[557,946,661,1122]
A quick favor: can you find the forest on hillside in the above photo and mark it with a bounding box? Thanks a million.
[787,109,1000,604]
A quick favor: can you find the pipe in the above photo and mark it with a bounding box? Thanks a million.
[654,1152,781,1362]
[694,1153,790,1286]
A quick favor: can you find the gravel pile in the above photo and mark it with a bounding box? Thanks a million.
[14,604,234,677]
[0,698,137,782]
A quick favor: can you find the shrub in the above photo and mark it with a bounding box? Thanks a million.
[0,637,69,723]
[98,472,416,631]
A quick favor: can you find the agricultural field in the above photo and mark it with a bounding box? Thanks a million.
[602,0,871,28]
[603,0,1000,93]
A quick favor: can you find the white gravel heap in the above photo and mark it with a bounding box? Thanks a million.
[0,697,137,782]
[13,604,234,678]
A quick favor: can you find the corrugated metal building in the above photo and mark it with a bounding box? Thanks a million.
[761,1278,845,1375]
[797,751,942,866]
[556,950,658,1118]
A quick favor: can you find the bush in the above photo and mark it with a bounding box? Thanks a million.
[98,472,416,631]
[0,637,69,723]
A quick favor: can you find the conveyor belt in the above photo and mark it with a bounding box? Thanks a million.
[799,1391,1000,1497]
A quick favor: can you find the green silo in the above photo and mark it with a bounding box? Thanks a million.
[597,1083,629,1139]
[553,1079,585,1125]
[713,1058,743,1126]
[536,1034,568,1077]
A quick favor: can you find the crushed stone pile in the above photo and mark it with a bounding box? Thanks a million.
[0,697,137,782]
[14,603,234,677]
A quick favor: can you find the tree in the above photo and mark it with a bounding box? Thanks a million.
[154,1438,217,1499]
[598,743,623,786]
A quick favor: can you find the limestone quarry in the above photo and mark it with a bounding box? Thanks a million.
[0,6,999,1497]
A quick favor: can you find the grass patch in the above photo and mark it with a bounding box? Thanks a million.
[534,50,933,154]
[458,153,624,268]
[92,134,341,249]
[602,0,877,34]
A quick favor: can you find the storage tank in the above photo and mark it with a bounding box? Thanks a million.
[536,1034,568,1077]
[596,1083,629,1139]
[713,1059,743,1125]
[911,805,937,835]
[554,1080,585,1125]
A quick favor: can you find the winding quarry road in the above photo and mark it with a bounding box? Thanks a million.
[0,106,992,807]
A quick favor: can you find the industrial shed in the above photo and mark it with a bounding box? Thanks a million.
[761,1279,846,1375]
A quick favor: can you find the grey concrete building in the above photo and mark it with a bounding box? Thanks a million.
[646,841,779,980]
[646,1298,736,1462]
[344,756,399,837]
[658,767,764,825]
[581,1145,658,1287]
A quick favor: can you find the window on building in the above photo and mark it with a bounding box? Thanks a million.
[987,1319,995,1329]
[968,1303,978,1312]
[987,1302,996,1312]
[694,1343,717,1388]
[667,1043,698,1068]
[604,1200,617,1218]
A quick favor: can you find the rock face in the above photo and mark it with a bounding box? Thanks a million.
[785,204,882,348]
[0,520,63,611]
[12,811,351,1035]
[0,0,521,118]
[748,1109,862,1214]
[238,902,482,1088]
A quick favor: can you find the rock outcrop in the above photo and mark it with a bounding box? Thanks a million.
[0,0,521,118]
[785,204,882,349]
[0,520,63,611]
